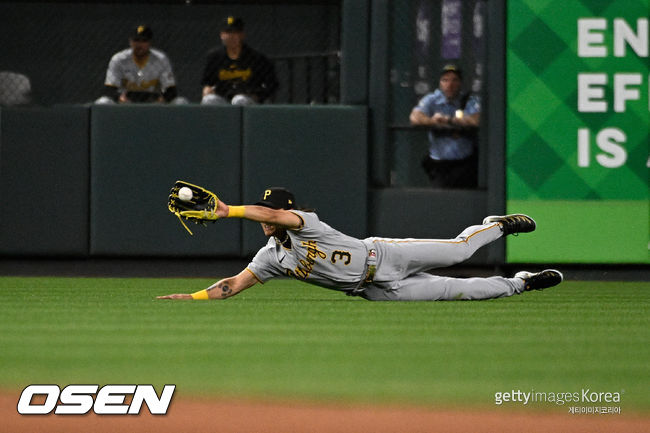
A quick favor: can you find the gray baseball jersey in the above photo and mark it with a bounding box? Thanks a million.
[104,48,176,95]
[247,211,367,291]
[246,211,525,301]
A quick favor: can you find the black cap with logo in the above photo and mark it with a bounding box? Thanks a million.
[221,16,245,32]
[131,25,153,41]
[255,187,295,210]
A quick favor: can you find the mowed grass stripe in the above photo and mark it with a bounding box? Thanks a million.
[0,277,648,410]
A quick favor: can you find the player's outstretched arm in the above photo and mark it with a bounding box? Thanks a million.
[218,199,302,229]
[156,269,258,300]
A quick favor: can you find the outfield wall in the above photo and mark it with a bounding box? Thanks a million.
[0,105,368,259]
[0,105,499,264]
[0,107,90,256]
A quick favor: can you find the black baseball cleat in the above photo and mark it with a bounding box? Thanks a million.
[483,214,536,236]
[515,269,563,291]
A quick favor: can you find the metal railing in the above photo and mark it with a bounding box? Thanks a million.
[269,50,340,104]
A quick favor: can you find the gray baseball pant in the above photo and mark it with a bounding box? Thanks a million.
[360,222,525,301]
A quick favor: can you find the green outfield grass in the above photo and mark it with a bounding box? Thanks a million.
[1,276,648,412]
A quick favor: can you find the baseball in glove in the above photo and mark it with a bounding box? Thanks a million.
[168,180,220,235]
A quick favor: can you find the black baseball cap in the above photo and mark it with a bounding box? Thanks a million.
[255,187,295,210]
[131,25,153,41]
[440,64,462,79]
[221,16,244,32]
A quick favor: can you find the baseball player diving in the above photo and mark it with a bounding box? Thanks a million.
[159,185,563,301]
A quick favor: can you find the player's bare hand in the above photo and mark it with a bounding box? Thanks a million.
[215,199,230,219]
[156,294,193,300]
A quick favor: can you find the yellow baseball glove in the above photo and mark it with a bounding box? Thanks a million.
[168,180,219,235]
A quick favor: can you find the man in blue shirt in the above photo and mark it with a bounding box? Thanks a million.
[409,65,480,188]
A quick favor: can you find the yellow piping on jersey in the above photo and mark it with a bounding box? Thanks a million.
[368,225,496,245]
[245,268,263,284]
[289,211,305,230]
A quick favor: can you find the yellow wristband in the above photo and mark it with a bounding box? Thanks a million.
[227,206,245,218]
[190,289,209,300]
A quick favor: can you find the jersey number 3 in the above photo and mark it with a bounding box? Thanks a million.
[331,250,351,265]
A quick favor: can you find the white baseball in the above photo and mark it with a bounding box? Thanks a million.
[178,186,193,202]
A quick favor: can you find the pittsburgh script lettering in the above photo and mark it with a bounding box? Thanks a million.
[218,68,252,81]
[290,241,327,279]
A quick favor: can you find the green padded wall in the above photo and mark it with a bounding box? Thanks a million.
[90,105,242,257]
[0,106,90,256]
[0,105,370,259]
[241,105,368,255]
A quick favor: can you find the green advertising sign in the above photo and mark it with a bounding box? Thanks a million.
[507,0,649,263]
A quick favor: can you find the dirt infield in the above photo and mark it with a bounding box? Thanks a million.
[3,391,649,433]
